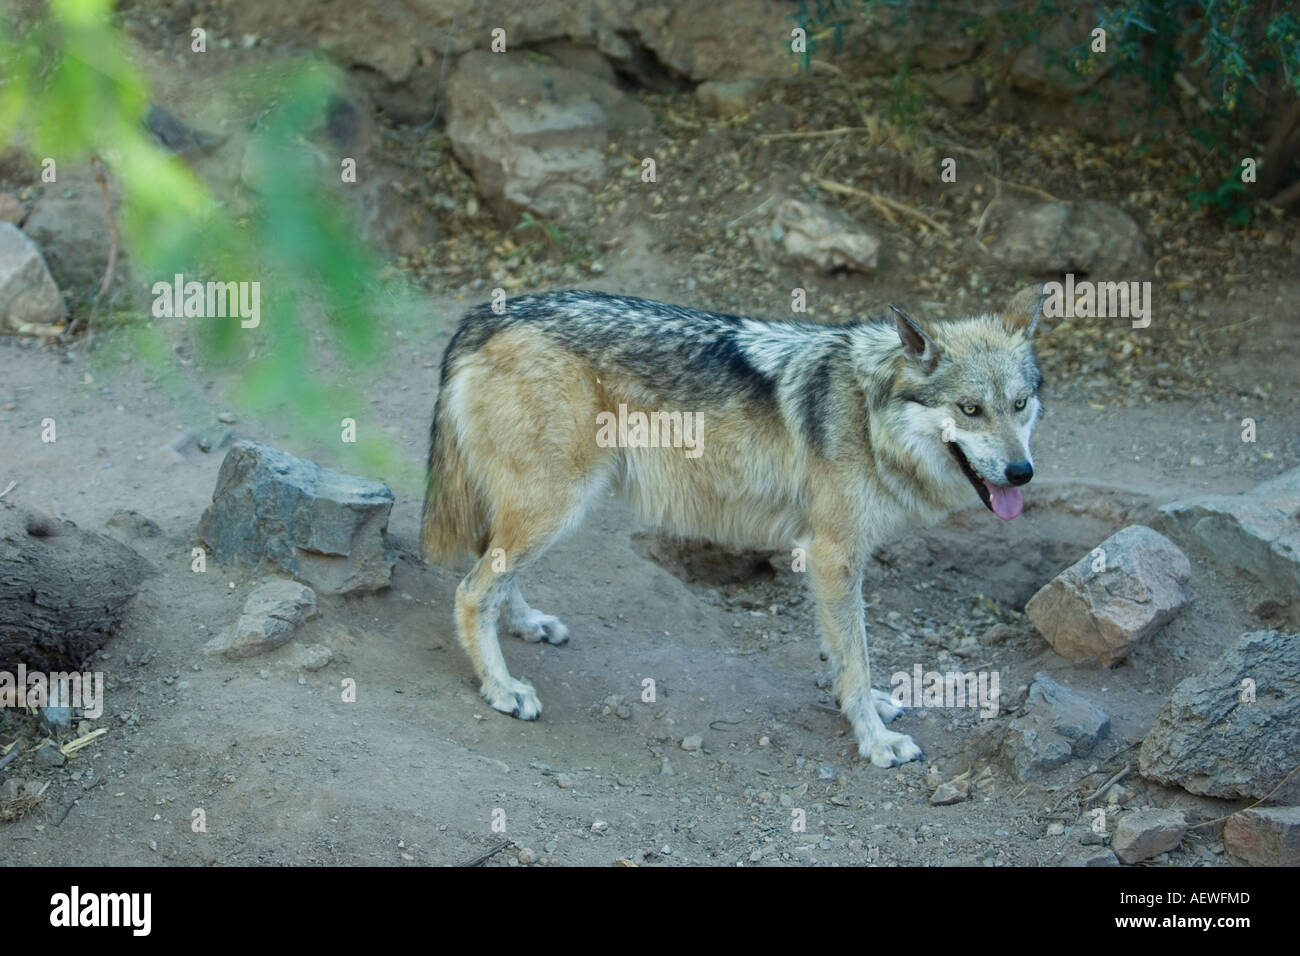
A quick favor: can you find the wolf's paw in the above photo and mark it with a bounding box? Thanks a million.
[872,688,904,723]
[508,610,570,646]
[858,728,923,768]
[481,678,542,720]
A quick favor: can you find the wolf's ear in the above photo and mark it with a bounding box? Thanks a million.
[890,304,941,372]
[1003,284,1046,337]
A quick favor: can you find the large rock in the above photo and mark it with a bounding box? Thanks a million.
[23,169,122,299]
[1111,809,1186,864]
[212,1,791,114]
[199,441,395,595]
[1139,630,1300,801]
[1026,525,1190,666]
[203,579,319,660]
[749,197,882,274]
[1223,807,1300,867]
[1003,672,1110,781]
[0,222,67,331]
[446,51,629,222]
[624,0,791,81]
[1010,10,1114,97]
[991,200,1150,276]
[1159,467,1300,599]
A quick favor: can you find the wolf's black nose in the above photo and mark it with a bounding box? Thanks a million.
[1005,461,1033,486]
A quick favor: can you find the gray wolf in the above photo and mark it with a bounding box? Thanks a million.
[422,287,1045,766]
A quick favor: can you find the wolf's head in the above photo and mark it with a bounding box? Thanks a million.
[887,286,1046,520]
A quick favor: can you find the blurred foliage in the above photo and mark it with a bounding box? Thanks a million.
[794,0,1300,224]
[0,0,424,489]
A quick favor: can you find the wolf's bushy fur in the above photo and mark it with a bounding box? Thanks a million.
[422,289,1044,765]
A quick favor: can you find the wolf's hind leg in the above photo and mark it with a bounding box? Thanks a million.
[455,557,541,719]
[502,583,569,645]
[456,483,596,720]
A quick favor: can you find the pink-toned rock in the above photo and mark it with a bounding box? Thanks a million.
[1223,807,1300,867]
[1026,525,1189,666]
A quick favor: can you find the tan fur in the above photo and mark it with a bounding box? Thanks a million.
[422,288,1044,761]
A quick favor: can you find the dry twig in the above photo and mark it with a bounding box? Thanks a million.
[815,177,950,234]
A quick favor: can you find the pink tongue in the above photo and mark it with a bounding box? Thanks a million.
[986,482,1023,520]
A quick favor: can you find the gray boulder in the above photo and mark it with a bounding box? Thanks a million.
[1112,809,1186,864]
[1159,466,1300,598]
[199,441,395,595]
[624,0,791,81]
[1139,630,1300,801]
[212,0,790,90]
[445,51,650,222]
[0,222,67,330]
[1004,672,1110,781]
[991,200,1150,276]
[1026,525,1190,666]
[23,169,123,298]
[749,197,882,274]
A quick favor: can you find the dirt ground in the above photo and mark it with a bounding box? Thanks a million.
[2,271,1297,866]
[2,11,1300,867]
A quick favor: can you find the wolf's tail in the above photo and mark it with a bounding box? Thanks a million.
[421,384,489,566]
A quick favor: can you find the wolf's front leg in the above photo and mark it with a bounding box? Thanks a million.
[810,537,922,767]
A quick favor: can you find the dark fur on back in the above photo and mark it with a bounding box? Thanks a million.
[426,290,885,467]
[444,291,776,396]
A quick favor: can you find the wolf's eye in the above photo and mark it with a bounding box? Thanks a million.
[1014,397,1027,412]
[959,403,980,417]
